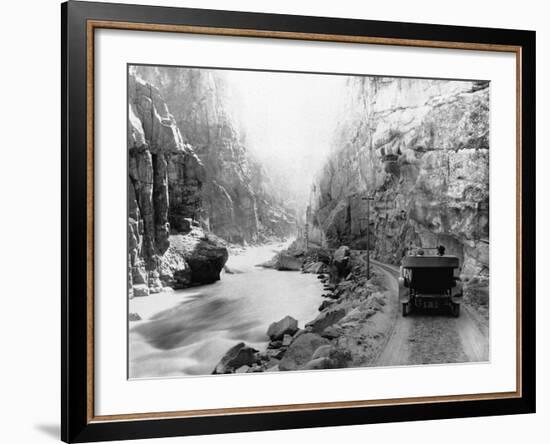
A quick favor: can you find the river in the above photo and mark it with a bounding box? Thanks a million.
[128,241,324,379]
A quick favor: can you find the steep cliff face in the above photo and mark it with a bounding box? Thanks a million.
[128,74,220,297]
[131,66,296,244]
[309,77,489,278]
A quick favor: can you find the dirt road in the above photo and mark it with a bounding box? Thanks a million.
[373,260,489,366]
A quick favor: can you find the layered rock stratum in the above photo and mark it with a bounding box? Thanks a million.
[307,77,490,279]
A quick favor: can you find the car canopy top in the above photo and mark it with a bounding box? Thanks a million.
[402,255,459,269]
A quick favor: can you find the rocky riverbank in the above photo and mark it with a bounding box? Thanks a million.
[128,241,324,378]
[212,245,395,374]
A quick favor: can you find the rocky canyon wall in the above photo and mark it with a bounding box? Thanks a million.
[131,66,296,244]
[128,74,207,296]
[308,77,490,279]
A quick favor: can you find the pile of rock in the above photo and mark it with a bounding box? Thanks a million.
[211,316,302,374]
[212,314,353,374]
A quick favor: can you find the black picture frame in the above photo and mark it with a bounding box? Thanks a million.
[61,1,536,442]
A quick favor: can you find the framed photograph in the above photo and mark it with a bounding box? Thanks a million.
[61,1,535,442]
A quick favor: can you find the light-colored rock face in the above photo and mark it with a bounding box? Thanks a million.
[309,77,490,278]
[131,66,296,244]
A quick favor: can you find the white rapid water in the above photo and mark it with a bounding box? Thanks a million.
[128,242,323,379]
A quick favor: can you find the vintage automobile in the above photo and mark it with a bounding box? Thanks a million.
[398,246,463,317]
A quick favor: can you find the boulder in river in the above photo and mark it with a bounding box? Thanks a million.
[128,312,142,321]
[168,228,229,285]
[212,342,259,374]
[186,237,229,284]
[158,227,228,288]
[257,255,278,269]
[275,253,303,271]
[258,252,302,271]
[267,315,299,340]
[279,333,330,371]
[133,284,149,297]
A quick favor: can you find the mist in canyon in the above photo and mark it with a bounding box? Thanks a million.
[222,69,348,216]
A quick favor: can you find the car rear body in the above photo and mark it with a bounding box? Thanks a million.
[398,252,462,316]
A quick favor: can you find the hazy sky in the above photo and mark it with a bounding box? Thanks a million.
[222,69,348,211]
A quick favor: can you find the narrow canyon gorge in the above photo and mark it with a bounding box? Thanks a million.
[127,67,490,377]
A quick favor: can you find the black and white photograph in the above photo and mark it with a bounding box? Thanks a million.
[127,65,490,379]
[0,0,543,442]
